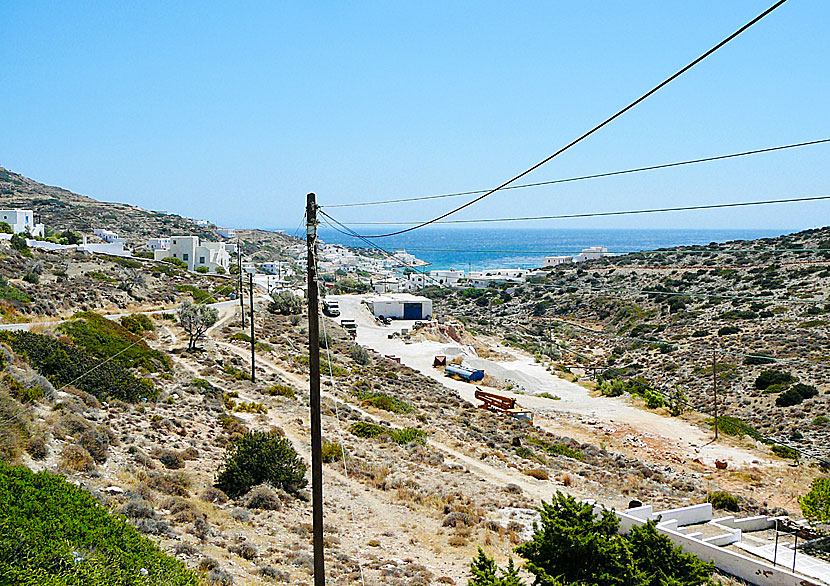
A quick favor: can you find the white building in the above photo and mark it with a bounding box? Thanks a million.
[0,209,44,237]
[153,235,230,272]
[147,237,171,251]
[575,246,613,263]
[372,278,405,294]
[93,229,125,244]
[261,261,289,276]
[364,294,433,320]
[223,242,238,254]
[544,255,573,267]
[217,228,236,239]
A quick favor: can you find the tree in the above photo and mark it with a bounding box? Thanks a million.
[468,549,528,586]
[10,234,28,252]
[215,430,307,498]
[800,478,830,522]
[516,492,636,586]
[179,300,218,350]
[268,290,302,315]
[59,230,82,245]
[511,492,712,586]
[0,222,11,234]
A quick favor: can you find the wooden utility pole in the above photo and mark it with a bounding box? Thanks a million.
[249,272,255,383]
[713,350,719,440]
[305,193,325,586]
[238,237,245,328]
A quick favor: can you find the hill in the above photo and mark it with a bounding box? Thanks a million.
[428,226,830,455]
[0,165,296,257]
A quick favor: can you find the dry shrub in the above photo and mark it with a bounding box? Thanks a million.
[201,486,228,504]
[524,468,549,481]
[143,470,191,497]
[79,429,110,463]
[59,444,95,472]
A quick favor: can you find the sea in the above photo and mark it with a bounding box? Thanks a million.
[280,227,791,272]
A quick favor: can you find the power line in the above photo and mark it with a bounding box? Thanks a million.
[323,138,829,209]
[334,247,830,255]
[354,0,789,238]
[331,194,830,226]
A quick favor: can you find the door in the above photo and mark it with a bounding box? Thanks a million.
[403,303,422,320]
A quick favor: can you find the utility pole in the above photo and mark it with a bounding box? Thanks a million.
[249,272,255,383]
[713,350,719,440]
[238,237,245,329]
[305,193,325,586]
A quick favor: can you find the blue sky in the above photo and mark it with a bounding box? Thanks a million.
[2,1,828,231]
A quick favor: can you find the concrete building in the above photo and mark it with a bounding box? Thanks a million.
[544,255,573,267]
[261,261,288,276]
[147,237,171,251]
[365,294,433,320]
[575,246,613,263]
[93,229,125,244]
[0,209,44,237]
[153,235,230,272]
[372,278,405,294]
[217,228,236,239]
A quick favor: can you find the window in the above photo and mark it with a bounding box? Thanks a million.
[200,256,205,264]
[183,253,189,261]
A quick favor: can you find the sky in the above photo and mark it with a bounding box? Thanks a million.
[2,1,829,232]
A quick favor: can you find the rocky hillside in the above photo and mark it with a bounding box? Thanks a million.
[429,226,830,456]
[0,166,296,256]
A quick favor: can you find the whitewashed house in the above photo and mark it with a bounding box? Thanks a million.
[153,235,230,272]
[217,228,236,239]
[93,229,125,244]
[575,246,613,262]
[544,255,573,267]
[0,209,44,237]
[147,237,171,251]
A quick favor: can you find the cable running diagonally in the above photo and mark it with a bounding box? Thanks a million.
[323,138,828,208]
[354,0,789,238]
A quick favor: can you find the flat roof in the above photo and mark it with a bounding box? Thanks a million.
[366,293,431,303]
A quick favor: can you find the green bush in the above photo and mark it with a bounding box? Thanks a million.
[527,436,583,461]
[814,415,830,426]
[771,444,799,460]
[353,390,412,414]
[175,284,216,304]
[755,369,797,390]
[58,311,170,372]
[0,461,198,585]
[196,266,209,274]
[215,431,307,498]
[119,313,155,335]
[348,422,426,445]
[162,256,187,269]
[0,222,11,234]
[717,325,739,336]
[268,290,303,315]
[321,442,343,463]
[776,389,805,407]
[711,416,764,442]
[0,279,31,304]
[266,383,295,399]
[707,491,739,512]
[800,477,830,522]
[0,331,156,402]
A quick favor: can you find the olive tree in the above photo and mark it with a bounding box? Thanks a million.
[268,290,302,315]
[179,300,218,350]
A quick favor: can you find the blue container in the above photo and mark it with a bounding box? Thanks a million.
[445,364,485,382]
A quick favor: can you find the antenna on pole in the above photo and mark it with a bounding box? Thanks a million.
[306,193,325,586]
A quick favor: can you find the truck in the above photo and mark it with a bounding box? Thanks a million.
[322,300,340,317]
[474,388,533,424]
